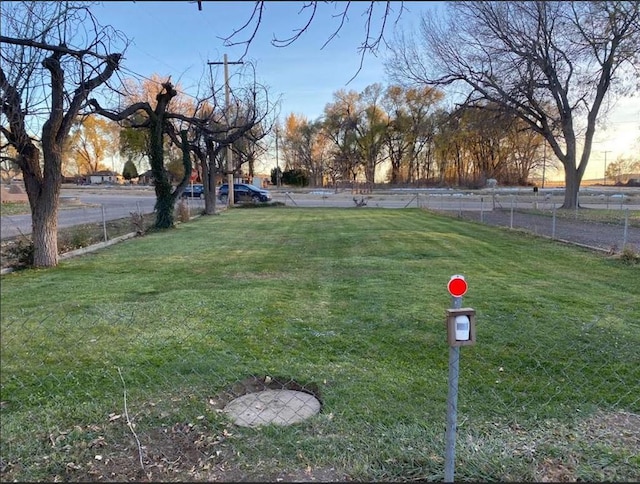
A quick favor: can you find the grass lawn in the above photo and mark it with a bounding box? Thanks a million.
[0,201,31,216]
[1,207,638,481]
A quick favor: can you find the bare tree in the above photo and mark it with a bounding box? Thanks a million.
[178,65,274,214]
[387,1,640,208]
[91,67,273,221]
[1,1,126,267]
[0,136,20,183]
[90,81,195,228]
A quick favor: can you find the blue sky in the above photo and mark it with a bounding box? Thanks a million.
[93,1,428,119]
[92,1,638,179]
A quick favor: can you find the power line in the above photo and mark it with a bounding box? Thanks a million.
[116,65,203,101]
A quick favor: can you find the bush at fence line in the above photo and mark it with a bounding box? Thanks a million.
[176,200,190,223]
[59,226,93,252]
[4,235,34,268]
[130,211,146,235]
[620,245,640,265]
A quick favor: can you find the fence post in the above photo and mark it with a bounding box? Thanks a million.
[480,197,484,223]
[552,204,557,239]
[101,205,108,242]
[510,196,514,229]
[622,209,629,249]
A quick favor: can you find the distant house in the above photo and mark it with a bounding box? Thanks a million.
[89,170,119,184]
[63,175,85,184]
[138,170,154,185]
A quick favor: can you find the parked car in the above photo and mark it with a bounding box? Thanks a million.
[181,184,204,198]
[218,183,272,204]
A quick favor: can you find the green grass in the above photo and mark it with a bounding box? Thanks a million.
[1,207,639,481]
[0,201,30,216]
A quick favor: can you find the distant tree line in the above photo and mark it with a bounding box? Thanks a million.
[277,83,553,189]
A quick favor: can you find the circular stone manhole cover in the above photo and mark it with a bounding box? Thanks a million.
[224,389,321,427]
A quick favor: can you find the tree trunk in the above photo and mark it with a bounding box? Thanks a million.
[21,142,61,267]
[203,139,219,215]
[563,166,580,210]
[31,197,59,267]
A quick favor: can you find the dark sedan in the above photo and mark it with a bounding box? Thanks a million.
[218,183,272,204]
[180,184,204,198]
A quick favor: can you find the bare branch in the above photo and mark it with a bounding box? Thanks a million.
[272,2,319,48]
[217,1,265,59]
[220,1,405,81]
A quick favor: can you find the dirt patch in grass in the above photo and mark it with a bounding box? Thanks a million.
[534,410,640,482]
[579,410,640,450]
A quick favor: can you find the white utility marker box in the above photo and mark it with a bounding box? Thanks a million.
[445,308,477,347]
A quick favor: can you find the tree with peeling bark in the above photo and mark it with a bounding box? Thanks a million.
[386,1,640,209]
[0,1,126,267]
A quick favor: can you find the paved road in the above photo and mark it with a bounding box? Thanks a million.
[1,191,167,239]
[2,187,638,241]
[0,188,486,238]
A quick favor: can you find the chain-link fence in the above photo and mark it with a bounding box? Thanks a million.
[2,187,638,253]
[1,196,207,240]
[1,187,639,481]
[276,189,640,254]
[1,304,638,482]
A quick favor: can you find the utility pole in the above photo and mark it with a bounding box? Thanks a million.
[275,125,281,188]
[603,150,611,186]
[208,54,243,206]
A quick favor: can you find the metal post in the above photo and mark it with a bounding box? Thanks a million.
[510,196,514,229]
[275,125,281,188]
[623,209,629,249]
[480,197,484,223]
[552,204,557,239]
[101,205,108,242]
[444,294,462,482]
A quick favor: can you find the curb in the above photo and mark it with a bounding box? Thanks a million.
[58,232,138,260]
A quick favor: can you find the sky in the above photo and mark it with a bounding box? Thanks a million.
[91,0,639,181]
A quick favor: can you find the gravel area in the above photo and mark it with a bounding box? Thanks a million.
[453,209,640,253]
